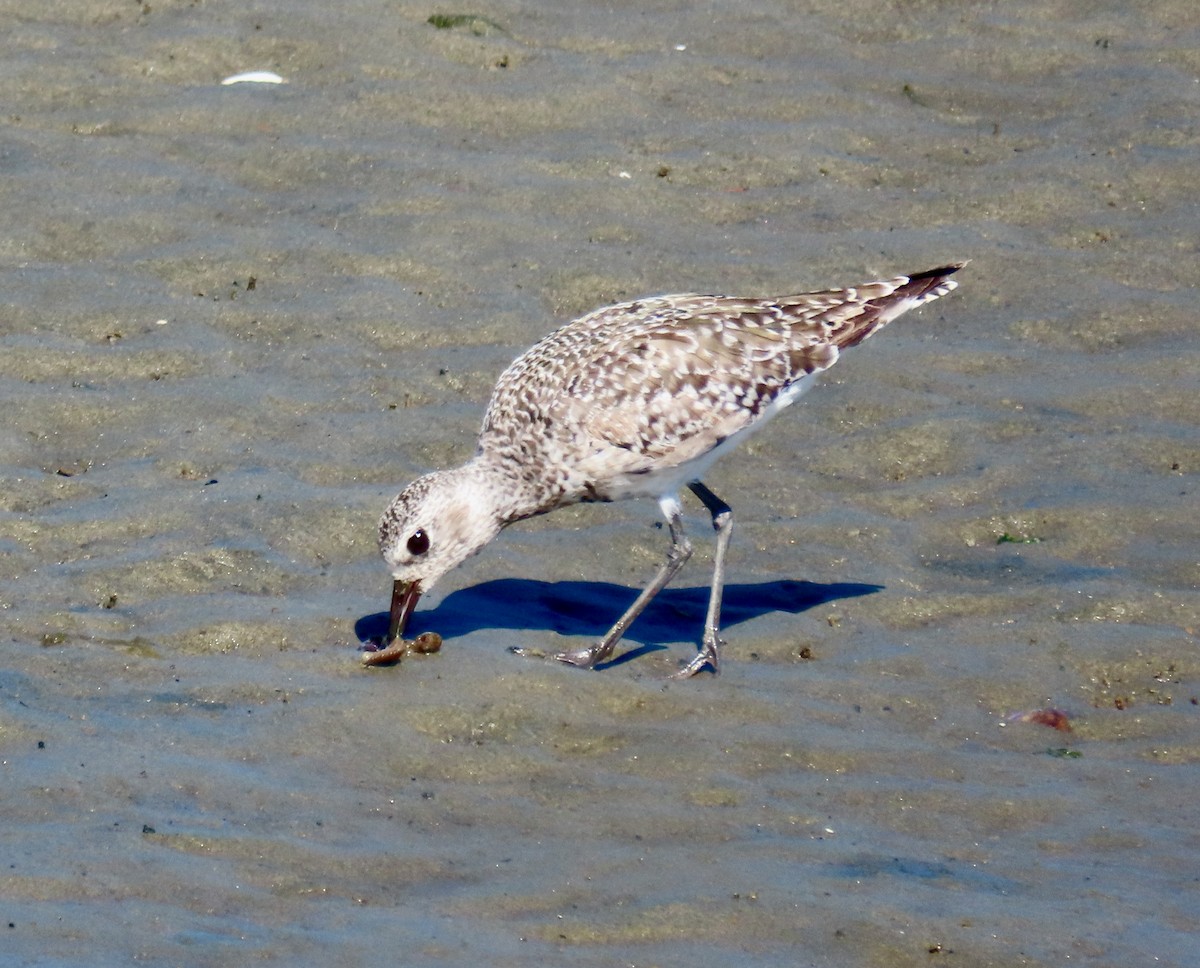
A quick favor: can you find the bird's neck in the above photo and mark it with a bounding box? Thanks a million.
[466,449,565,526]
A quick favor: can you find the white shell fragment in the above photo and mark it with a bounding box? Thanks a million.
[220,71,286,86]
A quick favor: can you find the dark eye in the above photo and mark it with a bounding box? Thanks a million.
[406,529,430,556]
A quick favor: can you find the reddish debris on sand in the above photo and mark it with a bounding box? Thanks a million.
[1007,708,1072,732]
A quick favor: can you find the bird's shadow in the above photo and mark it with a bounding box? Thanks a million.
[355,577,881,665]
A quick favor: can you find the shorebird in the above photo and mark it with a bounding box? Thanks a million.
[376,263,963,677]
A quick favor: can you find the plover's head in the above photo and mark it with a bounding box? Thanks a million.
[377,465,504,640]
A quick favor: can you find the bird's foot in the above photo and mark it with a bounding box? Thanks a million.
[667,636,722,680]
[509,644,605,670]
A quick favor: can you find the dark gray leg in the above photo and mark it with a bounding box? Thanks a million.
[511,483,732,677]
[668,481,733,678]
[512,499,694,670]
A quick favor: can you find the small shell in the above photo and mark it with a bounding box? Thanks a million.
[221,71,286,86]
[410,632,443,654]
[360,632,442,667]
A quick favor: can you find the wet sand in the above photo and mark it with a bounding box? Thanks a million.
[1,1,1198,965]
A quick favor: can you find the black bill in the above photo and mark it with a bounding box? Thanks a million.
[387,579,421,644]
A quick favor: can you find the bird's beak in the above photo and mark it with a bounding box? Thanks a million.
[387,579,422,644]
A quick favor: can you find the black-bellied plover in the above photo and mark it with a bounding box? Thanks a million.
[376,264,963,677]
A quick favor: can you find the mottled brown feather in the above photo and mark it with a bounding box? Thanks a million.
[477,265,961,509]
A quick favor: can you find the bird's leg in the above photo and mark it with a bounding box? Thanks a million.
[668,481,733,679]
[519,499,694,670]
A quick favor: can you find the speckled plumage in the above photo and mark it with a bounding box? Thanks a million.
[376,264,963,676]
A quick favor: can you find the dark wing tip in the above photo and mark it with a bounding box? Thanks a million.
[906,262,968,283]
[893,262,967,304]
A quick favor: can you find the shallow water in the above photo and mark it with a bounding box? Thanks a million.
[1,1,1197,965]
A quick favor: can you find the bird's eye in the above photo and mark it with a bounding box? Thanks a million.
[406,529,430,556]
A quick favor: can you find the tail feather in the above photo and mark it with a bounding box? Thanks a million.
[896,262,965,304]
[834,262,964,350]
